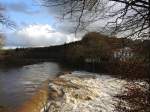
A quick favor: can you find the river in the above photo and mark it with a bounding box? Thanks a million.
[0,62,63,107]
[0,62,148,111]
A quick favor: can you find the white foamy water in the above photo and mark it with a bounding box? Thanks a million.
[47,71,129,112]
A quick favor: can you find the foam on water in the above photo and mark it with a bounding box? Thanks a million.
[47,71,128,112]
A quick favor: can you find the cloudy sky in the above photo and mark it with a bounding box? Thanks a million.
[0,0,81,48]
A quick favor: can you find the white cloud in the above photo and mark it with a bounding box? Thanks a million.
[6,24,79,47]
[17,24,55,38]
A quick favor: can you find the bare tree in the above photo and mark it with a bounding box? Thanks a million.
[0,4,15,49]
[40,0,150,110]
[0,34,4,48]
[0,4,6,25]
[40,0,149,39]
[0,4,5,48]
[0,4,15,28]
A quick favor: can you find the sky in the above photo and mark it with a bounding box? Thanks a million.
[0,0,80,48]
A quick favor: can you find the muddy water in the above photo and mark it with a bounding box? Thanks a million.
[0,62,63,107]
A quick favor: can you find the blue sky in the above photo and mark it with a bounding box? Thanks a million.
[0,0,78,48]
[0,0,55,29]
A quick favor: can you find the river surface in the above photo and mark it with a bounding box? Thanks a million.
[0,62,63,107]
[0,62,148,111]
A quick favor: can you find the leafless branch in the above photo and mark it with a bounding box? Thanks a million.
[40,0,150,39]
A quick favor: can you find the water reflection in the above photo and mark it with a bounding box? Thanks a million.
[0,62,62,107]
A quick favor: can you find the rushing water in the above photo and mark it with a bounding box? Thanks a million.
[0,62,63,107]
[46,71,149,112]
[0,62,148,111]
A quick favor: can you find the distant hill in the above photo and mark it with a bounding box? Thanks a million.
[0,32,149,77]
[0,32,146,65]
